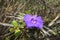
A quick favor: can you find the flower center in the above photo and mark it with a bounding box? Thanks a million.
[31,18,37,24]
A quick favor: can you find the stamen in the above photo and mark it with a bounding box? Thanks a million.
[31,18,37,24]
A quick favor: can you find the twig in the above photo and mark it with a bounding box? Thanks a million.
[14,0,30,16]
[44,26,57,35]
[6,16,24,20]
[0,22,13,27]
[41,29,51,36]
[0,32,13,38]
[48,13,60,27]
[56,20,60,24]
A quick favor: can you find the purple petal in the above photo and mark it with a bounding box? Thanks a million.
[37,16,44,22]
[34,22,44,29]
[24,14,32,22]
[37,23,44,29]
[26,21,34,28]
[24,14,35,28]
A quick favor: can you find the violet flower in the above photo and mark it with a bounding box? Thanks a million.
[24,14,44,29]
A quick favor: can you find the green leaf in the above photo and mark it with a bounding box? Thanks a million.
[12,20,19,27]
[25,10,31,14]
[18,13,25,17]
[14,29,21,37]
[5,36,10,40]
[19,22,26,28]
[19,19,23,23]
[9,28,14,33]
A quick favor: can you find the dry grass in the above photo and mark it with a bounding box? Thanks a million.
[0,0,60,40]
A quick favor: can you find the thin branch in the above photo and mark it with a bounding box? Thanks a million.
[56,20,60,24]
[41,29,51,36]
[0,32,13,38]
[0,22,13,27]
[14,0,30,16]
[6,16,24,20]
[48,13,60,27]
[44,26,57,35]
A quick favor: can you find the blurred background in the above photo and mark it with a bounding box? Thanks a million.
[0,0,60,40]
